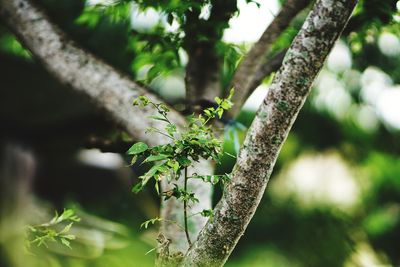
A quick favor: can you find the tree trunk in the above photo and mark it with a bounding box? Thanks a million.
[227,0,311,118]
[180,0,358,265]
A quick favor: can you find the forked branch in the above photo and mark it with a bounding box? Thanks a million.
[227,0,311,118]
[181,0,358,265]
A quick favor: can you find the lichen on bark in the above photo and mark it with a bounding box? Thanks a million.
[227,0,312,118]
[180,0,358,266]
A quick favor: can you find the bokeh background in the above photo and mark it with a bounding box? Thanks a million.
[1,0,400,266]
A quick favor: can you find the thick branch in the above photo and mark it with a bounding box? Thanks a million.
[227,0,311,118]
[0,0,185,147]
[181,0,357,266]
[0,0,212,255]
[246,48,287,97]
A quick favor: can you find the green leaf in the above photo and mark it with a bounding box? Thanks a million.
[132,182,144,193]
[214,96,222,104]
[145,247,157,255]
[127,142,148,155]
[63,234,75,240]
[60,238,71,249]
[167,160,180,172]
[228,88,235,99]
[165,124,177,136]
[204,108,214,118]
[139,96,150,105]
[27,209,80,250]
[201,209,213,217]
[143,154,170,163]
[221,100,233,110]
[137,164,165,190]
[133,96,150,106]
[50,211,59,224]
[211,175,220,185]
[224,151,236,158]
[140,217,162,229]
[60,223,73,234]
[177,156,191,167]
[217,108,224,119]
[130,155,138,166]
[159,103,170,113]
[146,164,162,177]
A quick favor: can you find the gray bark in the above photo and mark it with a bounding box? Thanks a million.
[0,0,211,253]
[159,160,213,256]
[0,0,185,146]
[247,48,288,98]
[180,0,358,266]
[227,0,311,118]
[159,1,237,257]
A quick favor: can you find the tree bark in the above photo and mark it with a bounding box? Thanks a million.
[0,0,211,254]
[159,160,213,256]
[180,0,358,266]
[227,0,311,118]
[156,0,238,256]
[247,48,288,98]
[0,0,186,146]
[183,0,237,107]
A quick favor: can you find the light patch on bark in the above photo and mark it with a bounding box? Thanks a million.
[160,159,213,253]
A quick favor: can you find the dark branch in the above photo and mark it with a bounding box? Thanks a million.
[183,0,238,106]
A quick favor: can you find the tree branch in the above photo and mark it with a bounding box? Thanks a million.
[227,0,311,118]
[0,0,185,147]
[246,48,288,97]
[156,0,238,256]
[159,159,213,255]
[183,0,237,107]
[0,0,211,255]
[181,0,358,265]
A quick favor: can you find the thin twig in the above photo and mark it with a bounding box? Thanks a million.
[183,167,192,247]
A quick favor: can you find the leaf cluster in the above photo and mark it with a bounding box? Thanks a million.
[27,209,81,249]
[75,1,131,27]
[134,0,211,26]
[128,90,234,196]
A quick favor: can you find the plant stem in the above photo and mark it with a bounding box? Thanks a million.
[184,167,192,247]
[147,127,174,140]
